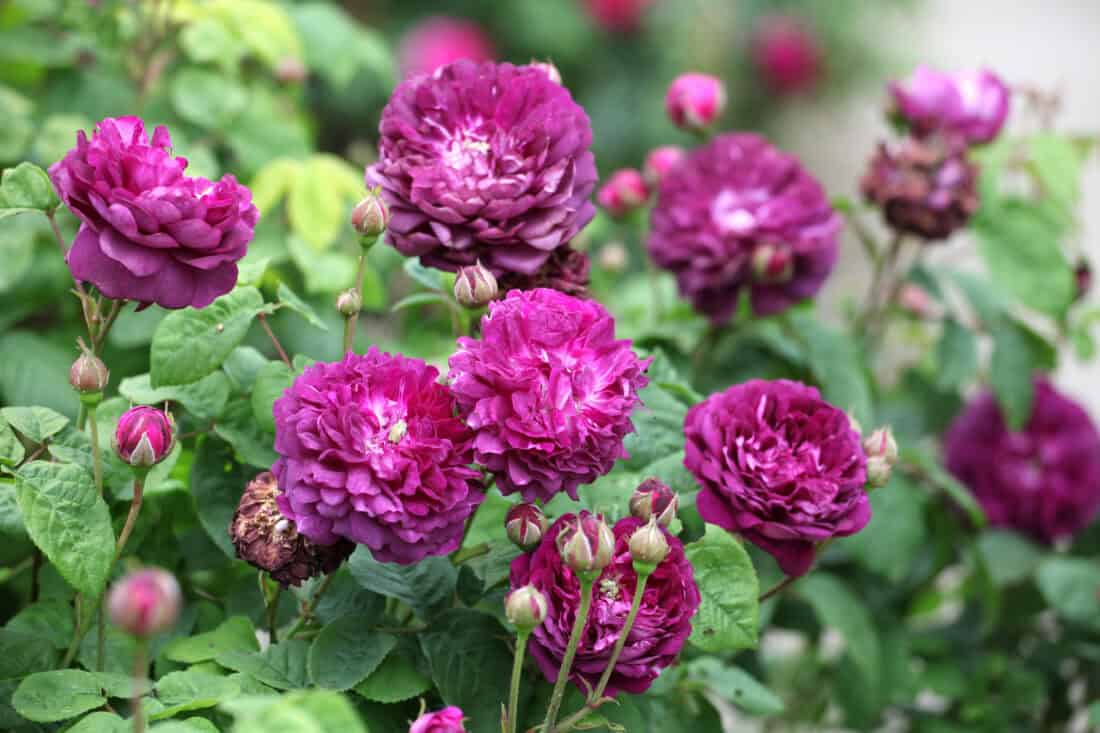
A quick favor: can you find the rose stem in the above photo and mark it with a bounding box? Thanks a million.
[541,575,596,732]
[758,573,800,602]
[285,572,336,639]
[115,478,145,563]
[59,594,85,668]
[506,630,531,733]
[258,313,292,368]
[344,253,369,354]
[131,638,147,733]
[267,581,282,644]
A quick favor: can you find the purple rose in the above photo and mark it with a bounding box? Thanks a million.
[648,133,840,323]
[510,513,700,696]
[398,16,494,78]
[409,706,465,733]
[272,349,484,565]
[685,380,870,576]
[890,66,1011,145]
[367,60,597,278]
[448,289,649,503]
[944,379,1100,543]
[49,117,257,309]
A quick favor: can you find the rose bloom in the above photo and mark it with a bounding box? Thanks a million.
[49,116,257,309]
[944,379,1100,543]
[368,60,597,278]
[751,14,823,94]
[648,133,840,324]
[890,66,1011,144]
[496,245,591,298]
[583,0,655,32]
[448,289,649,503]
[685,380,870,576]
[397,16,494,78]
[511,513,700,695]
[409,706,465,733]
[273,348,484,564]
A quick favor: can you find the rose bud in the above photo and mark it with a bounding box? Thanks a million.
[275,56,308,84]
[557,511,615,575]
[69,352,109,395]
[530,60,562,85]
[350,191,390,241]
[453,262,498,308]
[1075,259,1092,302]
[643,145,685,187]
[115,406,174,468]
[665,72,726,131]
[597,168,649,218]
[410,706,466,733]
[751,14,823,95]
[107,567,181,638]
[751,242,795,285]
[629,518,670,575]
[863,427,898,488]
[336,288,362,317]
[505,584,549,631]
[897,283,936,319]
[506,503,547,551]
[629,477,678,527]
[597,242,629,273]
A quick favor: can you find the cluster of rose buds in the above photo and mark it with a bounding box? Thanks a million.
[629,477,679,527]
[107,567,181,638]
[114,405,174,469]
[557,512,616,575]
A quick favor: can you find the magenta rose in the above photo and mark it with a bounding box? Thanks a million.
[448,289,648,502]
[685,379,870,576]
[49,117,257,309]
[944,379,1100,543]
[409,706,465,733]
[890,66,1011,145]
[397,16,494,78]
[751,14,823,94]
[510,513,700,696]
[272,348,484,564]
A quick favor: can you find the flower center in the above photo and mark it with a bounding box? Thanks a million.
[440,126,494,176]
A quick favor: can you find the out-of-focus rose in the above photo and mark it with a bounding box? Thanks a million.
[397,16,493,78]
[115,406,174,468]
[409,706,466,733]
[643,146,686,188]
[890,66,1011,145]
[665,72,727,131]
[582,0,655,33]
[597,168,649,218]
[751,15,823,94]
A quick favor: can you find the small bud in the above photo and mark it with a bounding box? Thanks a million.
[1075,259,1092,302]
[643,145,686,187]
[751,243,795,284]
[597,242,628,273]
[557,512,615,575]
[350,191,389,240]
[897,283,937,319]
[454,262,498,308]
[530,60,562,85]
[505,584,548,631]
[107,567,181,638]
[629,477,678,527]
[506,503,547,551]
[69,353,109,394]
[275,56,308,84]
[665,72,727,131]
[597,169,649,218]
[629,519,670,574]
[388,419,408,444]
[115,406,174,468]
[336,288,362,316]
[863,427,898,488]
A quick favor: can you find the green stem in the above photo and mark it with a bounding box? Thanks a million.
[60,594,85,668]
[344,254,368,354]
[506,631,530,733]
[267,582,282,644]
[541,575,596,732]
[131,638,147,733]
[286,572,336,639]
[87,403,103,496]
[96,598,106,673]
[115,478,144,563]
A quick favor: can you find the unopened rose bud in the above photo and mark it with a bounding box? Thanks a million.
[275,56,308,84]
[505,584,548,631]
[530,60,562,85]
[897,283,936,319]
[115,406,174,468]
[629,519,670,574]
[453,262,498,308]
[665,72,726,131]
[629,477,678,527]
[1075,259,1092,302]
[69,352,109,395]
[506,503,547,551]
[751,242,795,284]
[336,288,362,316]
[597,168,649,218]
[557,512,615,576]
[751,14,823,95]
[350,191,389,241]
[107,567,181,638]
[863,427,898,488]
[597,242,629,273]
[643,145,685,187]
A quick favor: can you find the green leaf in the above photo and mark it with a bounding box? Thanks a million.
[251,360,296,434]
[15,461,113,598]
[151,286,269,387]
[118,372,231,423]
[308,617,397,690]
[797,573,880,686]
[288,235,360,294]
[190,437,255,557]
[223,346,270,392]
[163,616,259,664]
[903,448,986,528]
[216,639,311,691]
[0,85,34,162]
[277,282,329,331]
[213,399,278,469]
[171,68,248,129]
[12,670,110,722]
[353,649,431,703]
[403,258,447,291]
[6,598,74,649]
[249,158,302,215]
[0,162,59,212]
[621,351,692,471]
[976,530,1043,587]
[0,416,25,466]
[935,318,978,390]
[462,492,515,547]
[223,690,367,733]
[0,405,69,443]
[348,547,457,618]
[68,711,130,733]
[288,156,361,251]
[391,291,455,313]
[0,629,56,681]
[990,320,1053,430]
[151,669,241,720]
[684,526,759,653]
[1036,556,1100,631]
[840,475,927,582]
[937,269,1011,327]
[289,3,394,89]
[785,312,873,427]
[688,659,784,716]
[1029,133,1087,219]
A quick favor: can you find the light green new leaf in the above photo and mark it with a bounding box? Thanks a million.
[288,156,362,251]
[0,162,59,212]
[685,525,759,653]
[249,158,302,215]
[163,616,258,664]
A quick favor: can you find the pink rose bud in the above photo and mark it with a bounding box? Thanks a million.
[107,567,181,638]
[557,511,615,575]
[410,706,466,733]
[115,406,174,468]
[643,145,686,187]
[751,15,823,94]
[69,352,109,394]
[1075,259,1092,302]
[530,60,563,85]
[665,72,726,131]
[350,191,390,240]
[506,503,547,551]
[336,288,362,316]
[629,477,678,527]
[597,168,649,218]
[629,518,670,573]
[751,242,795,284]
[275,57,308,84]
[897,283,937,319]
[453,262,498,308]
[505,584,549,631]
[863,427,898,488]
[597,242,629,273]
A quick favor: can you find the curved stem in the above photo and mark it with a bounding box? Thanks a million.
[115,479,144,562]
[285,572,336,639]
[542,576,595,733]
[758,574,800,603]
[87,404,103,496]
[258,313,292,368]
[343,254,368,354]
[507,631,530,733]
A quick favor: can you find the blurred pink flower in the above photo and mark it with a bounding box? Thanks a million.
[398,16,494,78]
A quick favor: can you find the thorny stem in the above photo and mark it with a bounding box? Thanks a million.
[258,313,292,369]
[542,576,596,732]
[344,254,369,354]
[507,631,530,733]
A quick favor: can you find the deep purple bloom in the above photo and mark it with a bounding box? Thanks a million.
[115,406,174,468]
[409,706,465,733]
[448,289,649,502]
[272,349,484,564]
[398,16,494,78]
[367,60,597,277]
[685,380,870,576]
[648,133,840,323]
[510,514,700,696]
[944,379,1100,543]
[890,66,1011,145]
[49,117,257,309]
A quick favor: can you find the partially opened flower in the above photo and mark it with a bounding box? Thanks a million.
[890,66,1011,144]
[397,16,494,78]
[49,116,257,309]
[448,289,649,502]
[410,706,466,733]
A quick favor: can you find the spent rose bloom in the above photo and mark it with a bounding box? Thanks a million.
[665,73,727,131]
[751,15,823,94]
[367,60,597,277]
[944,379,1100,543]
[49,117,257,309]
[890,66,1011,144]
[107,568,181,638]
[397,16,493,78]
[115,406,174,467]
[648,133,841,323]
[409,706,465,733]
[597,168,650,218]
[448,289,649,502]
[497,245,591,298]
[685,380,870,576]
[273,349,484,564]
[510,514,700,695]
